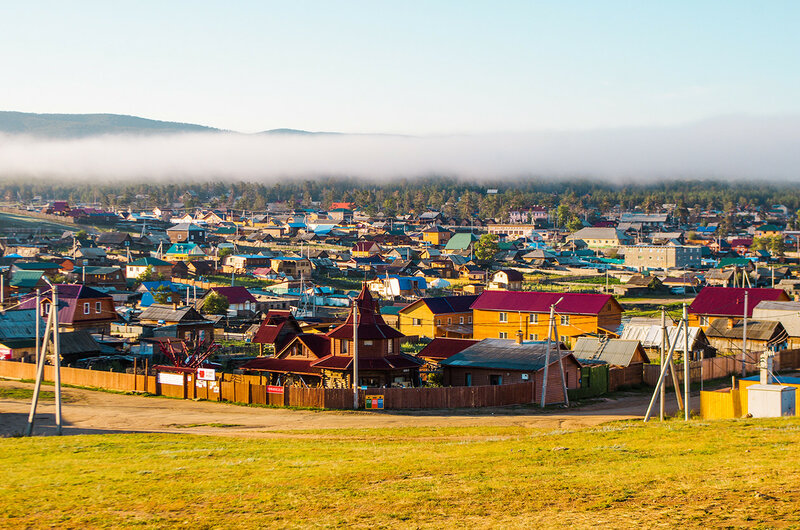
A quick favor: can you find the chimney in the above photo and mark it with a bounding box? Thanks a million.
[727,318,735,330]
[172,301,178,311]
[516,330,523,344]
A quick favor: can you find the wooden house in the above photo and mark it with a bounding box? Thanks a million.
[440,338,581,403]
[398,295,478,339]
[470,291,623,345]
[688,287,790,330]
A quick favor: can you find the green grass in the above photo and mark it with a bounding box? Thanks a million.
[203,274,279,289]
[0,387,57,401]
[2,419,800,527]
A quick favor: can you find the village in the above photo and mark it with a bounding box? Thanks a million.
[1,195,800,418]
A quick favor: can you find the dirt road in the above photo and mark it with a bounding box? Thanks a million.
[0,379,686,438]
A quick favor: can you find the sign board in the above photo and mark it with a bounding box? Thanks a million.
[365,395,384,410]
[157,372,184,386]
[197,367,216,381]
[0,347,12,361]
[267,385,285,395]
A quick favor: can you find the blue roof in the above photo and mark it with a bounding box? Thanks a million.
[390,275,427,290]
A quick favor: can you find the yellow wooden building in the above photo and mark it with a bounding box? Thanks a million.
[470,291,622,345]
[398,295,478,339]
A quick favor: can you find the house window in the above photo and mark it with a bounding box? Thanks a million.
[465,373,472,387]
[363,340,373,346]
[459,316,464,324]
[413,318,421,326]
[95,301,102,313]
[468,316,472,324]
[341,340,348,354]
[388,340,394,354]
[700,316,709,326]
[437,319,442,325]
[560,315,570,326]
[490,374,503,386]
[529,334,538,341]
[83,302,90,315]
[499,332,508,339]
[447,318,452,324]
[499,312,508,323]
[529,314,538,324]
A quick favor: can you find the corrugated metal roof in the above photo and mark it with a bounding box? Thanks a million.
[572,337,648,366]
[440,338,573,371]
[619,324,703,353]
[706,318,787,343]
[0,309,44,340]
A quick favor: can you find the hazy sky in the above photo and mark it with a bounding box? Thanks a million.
[2,1,799,134]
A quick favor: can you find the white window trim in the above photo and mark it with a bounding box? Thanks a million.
[499,312,508,323]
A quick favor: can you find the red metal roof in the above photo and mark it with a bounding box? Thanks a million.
[471,291,617,315]
[208,286,257,305]
[311,355,352,369]
[327,284,404,340]
[240,357,320,375]
[688,287,789,318]
[417,338,479,360]
[311,354,423,371]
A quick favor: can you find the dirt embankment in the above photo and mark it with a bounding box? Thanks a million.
[0,379,683,438]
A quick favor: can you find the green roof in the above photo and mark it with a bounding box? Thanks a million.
[0,338,37,349]
[444,233,479,251]
[756,224,782,232]
[128,257,172,267]
[14,262,61,271]
[9,270,44,288]
[717,257,751,268]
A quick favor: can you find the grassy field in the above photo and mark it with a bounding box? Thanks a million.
[2,418,799,527]
[0,211,79,235]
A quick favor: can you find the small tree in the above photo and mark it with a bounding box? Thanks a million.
[203,291,230,315]
[566,216,583,232]
[152,284,174,305]
[474,233,499,261]
[137,265,164,283]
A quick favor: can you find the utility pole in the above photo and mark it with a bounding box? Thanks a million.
[660,308,666,421]
[53,285,62,435]
[540,304,555,408]
[742,290,748,377]
[540,297,563,407]
[683,303,690,421]
[352,300,359,410]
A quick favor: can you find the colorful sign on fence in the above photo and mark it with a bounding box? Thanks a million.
[366,395,384,410]
[197,367,216,381]
[267,385,285,395]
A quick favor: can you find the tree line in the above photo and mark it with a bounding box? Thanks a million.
[2,177,800,221]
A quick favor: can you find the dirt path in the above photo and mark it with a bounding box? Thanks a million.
[0,380,685,438]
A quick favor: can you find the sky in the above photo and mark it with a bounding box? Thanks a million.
[2,1,799,135]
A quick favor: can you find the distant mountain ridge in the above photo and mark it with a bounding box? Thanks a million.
[0,111,330,138]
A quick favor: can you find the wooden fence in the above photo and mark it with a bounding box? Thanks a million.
[0,360,540,410]
[608,363,644,392]
[643,350,800,388]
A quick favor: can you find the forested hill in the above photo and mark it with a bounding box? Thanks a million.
[0,111,222,137]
